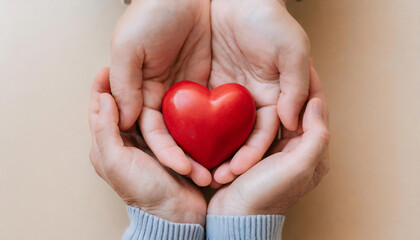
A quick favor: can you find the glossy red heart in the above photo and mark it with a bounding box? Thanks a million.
[162,81,256,169]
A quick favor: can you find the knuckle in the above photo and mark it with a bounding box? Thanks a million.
[111,28,134,51]
[293,27,310,52]
[301,32,310,50]
[108,79,127,97]
[279,84,309,102]
[108,69,142,99]
[93,120,107,137]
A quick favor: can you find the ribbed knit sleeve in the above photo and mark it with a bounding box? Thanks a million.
[122,206,205,240]
[206,214,285,240]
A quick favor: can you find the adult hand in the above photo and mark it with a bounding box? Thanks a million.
[208,65,329,216]
[110,0,212,185]
[209,0,310,184]
[89,68,207,225]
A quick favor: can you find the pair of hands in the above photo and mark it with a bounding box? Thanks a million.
[88,64,329,226]
[110,0,311,186]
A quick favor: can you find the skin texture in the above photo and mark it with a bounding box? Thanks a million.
[88,68,207,226]
[102,0,326,221]
[110,0,311,186]
[208,64,330,216]
[88,64,328,224]
[110,0,212,185]
[209,0,311,185]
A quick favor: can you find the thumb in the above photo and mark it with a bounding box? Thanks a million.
[293,97,329,168]
[277,55,310,131]
[94,93,124,154]
[110,43,144,131]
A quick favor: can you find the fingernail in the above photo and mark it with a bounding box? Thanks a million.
[314,100,323,119]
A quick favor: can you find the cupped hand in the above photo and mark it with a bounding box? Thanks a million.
[209,0,311,184]
[89,68,207,225]
[110,0,212,185]
[208,65,329,216]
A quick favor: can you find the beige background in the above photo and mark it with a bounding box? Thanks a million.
[0,0,419,239]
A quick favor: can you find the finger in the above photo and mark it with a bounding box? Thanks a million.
[277,51,310,131]
[300,79,329,168]
[280,123,298,140]
[268,138,301,156]
[213,161,237,185]
[210,174,223,189]
[89,135,105,178]
[89,68,111,131]
[187,158,212,187]
[308,59,323,98]
[139,107,192,175]
[92,68,111,95]
[94,93,125,157]
[308,61,329,124]
[279,62,325,141]
[110,37,144,131]
[292,97,329,169]
[89,68,113,177]
[230,106,279,175]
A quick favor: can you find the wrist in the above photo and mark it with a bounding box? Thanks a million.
[208,197,251,216]
[144,208,205,227]
[134,198,206,226]
[124,206,205,240]
[208,200,284,217]
[207,189,251,216]
[208,189,286,216]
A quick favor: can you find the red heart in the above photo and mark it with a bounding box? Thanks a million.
[162,81,256,169]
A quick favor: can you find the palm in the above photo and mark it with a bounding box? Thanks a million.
[90,68,207,225]
[210,0,282,104]
[138,1,211,109]
[208,98,329,216]
[94,125,207,223]
[208,64,329,215]
[111,0,212,184]
[113,0,211,100]
[208,128,305,215]
[209,0,310,183]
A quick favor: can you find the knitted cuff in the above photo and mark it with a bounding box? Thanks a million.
[122,206,205,240]
[206,214,285,240]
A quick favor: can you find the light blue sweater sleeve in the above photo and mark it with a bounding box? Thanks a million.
[122,206,285,240]
[206,215,285,240]
[122,206,205,240]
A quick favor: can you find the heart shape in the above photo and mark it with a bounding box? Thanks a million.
[162,81,256,169]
